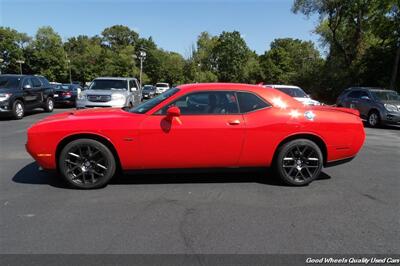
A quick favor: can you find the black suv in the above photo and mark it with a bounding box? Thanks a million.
[0,74,55,119]
[336,87,400,127]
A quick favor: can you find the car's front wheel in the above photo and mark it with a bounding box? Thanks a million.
[12,100,25,120]
[59,139,116,189]
[275,139,323,186]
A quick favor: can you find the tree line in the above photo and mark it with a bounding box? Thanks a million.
[0,0,398,103]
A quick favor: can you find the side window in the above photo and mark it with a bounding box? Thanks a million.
[237,92,270,113]
[129,80,138,91]
[159,91,239,115]
[38,77,50,87]
[347,91,360,99]
[22,78,32,88]
[31,77,42,88]
[359,91,369,98]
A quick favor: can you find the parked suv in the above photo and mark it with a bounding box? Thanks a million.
[155,82,170,95]
[336,87,400,127]
[0,74,54,119]
[76,77,141,109]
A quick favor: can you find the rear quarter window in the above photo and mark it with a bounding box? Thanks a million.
[237,92,270,113]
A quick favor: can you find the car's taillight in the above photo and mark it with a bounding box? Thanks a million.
[62,92,72,96]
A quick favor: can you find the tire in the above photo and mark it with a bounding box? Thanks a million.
[58,139,116,189]
[367,111,380,127]
[274,139,323,186]
[44,97,54,112]
[12,100,25,120]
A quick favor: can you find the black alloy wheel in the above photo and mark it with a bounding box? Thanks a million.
[275,139,323,186]
[59,139,116,189]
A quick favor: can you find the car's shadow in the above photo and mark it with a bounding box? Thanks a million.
[0,109,46,121]
[12,162,331,189]
[362,121,400,130]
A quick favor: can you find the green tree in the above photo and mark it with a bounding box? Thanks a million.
[0,27,30,74]
[101,25,139,49]
[259,38,323,92]
[213,31,251,82]
[27,26,67,81]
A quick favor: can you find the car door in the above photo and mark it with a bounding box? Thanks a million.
[357,90,372,118]
[344,90,361,109]
[138,90,245,169]
[29,77,43,106]
[129,79,141,106]
[21,78,36,107]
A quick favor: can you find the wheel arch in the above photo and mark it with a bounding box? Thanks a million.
[273,133,328,166]
[55,133,122,172]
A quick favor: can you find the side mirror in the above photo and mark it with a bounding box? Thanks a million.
[166,106,180,119]
[361,96,370,100]
[23,84,32,90]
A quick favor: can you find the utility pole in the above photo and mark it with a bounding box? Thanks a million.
[16,60,24,74]
[0,58,3,74]
[138,50,146,88]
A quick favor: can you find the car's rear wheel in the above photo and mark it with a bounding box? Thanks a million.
[12,100,24,120]
[367,111,380,127]
[59,139,116,189]
[275,139,323,186]
[44,97,54,112]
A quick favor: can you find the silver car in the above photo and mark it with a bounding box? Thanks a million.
[76,77,141,109]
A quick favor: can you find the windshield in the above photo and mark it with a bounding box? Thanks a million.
[0,76,21,89]
[371,90,400,101]
[89,79,128,90]
[156,83,169,88]
[275,87,308,98]
[61,85,70,90]
[143,86,155,91]
[130,88,180,114]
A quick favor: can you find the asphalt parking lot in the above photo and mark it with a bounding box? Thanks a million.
[0,108,399,254]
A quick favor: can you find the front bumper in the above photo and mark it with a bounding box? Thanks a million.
[76,98,126,108]
[0,101,12,114]
[382,112,400,124]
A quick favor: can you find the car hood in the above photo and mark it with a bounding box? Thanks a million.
[294,97,321,105]
[380,100,400,105]
[82,89,128,96]
[0,88,16,93]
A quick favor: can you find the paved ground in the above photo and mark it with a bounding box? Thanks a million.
[0,108,399,254]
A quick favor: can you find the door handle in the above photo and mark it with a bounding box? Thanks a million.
[228,120,241,125]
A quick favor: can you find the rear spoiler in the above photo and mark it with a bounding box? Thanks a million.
[311,106,360,116]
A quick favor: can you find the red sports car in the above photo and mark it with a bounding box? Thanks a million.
[26,83,365,189]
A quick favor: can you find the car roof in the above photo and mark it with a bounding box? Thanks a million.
[265,84,301,89]
[94,77,137,81]
[348,86,384,90]
[176,83,301,106]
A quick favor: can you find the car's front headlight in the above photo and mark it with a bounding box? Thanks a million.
[77,93,86,100]
[112,94,125,101]
[384,104,399,112]
[0,93,12,101]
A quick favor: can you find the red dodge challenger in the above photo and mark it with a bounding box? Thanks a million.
[26,83,365,189]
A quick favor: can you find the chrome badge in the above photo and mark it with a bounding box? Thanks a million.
[304,111,316,121]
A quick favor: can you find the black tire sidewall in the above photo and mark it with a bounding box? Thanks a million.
[12,100,24,120]
[275,139,323,186]
[59,139,116,189]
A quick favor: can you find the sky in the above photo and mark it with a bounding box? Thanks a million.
[0,0,321,57]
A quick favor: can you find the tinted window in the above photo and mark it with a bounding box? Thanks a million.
[89,79,128,90]
[22,78,31,88]
[237,92,269,113]
[359,91,369,98]
[129,80,138,91]
[156,83,169,88]
[159,91,239,115]
[31,77,42,88]
[0,76,21,89]
[38,76,50,86]
[130,88,180,114]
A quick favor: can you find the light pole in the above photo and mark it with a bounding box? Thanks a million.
[138,50,146,88]
[0,58,3,74]
[66,59,72,83]
[16,60,24,74]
